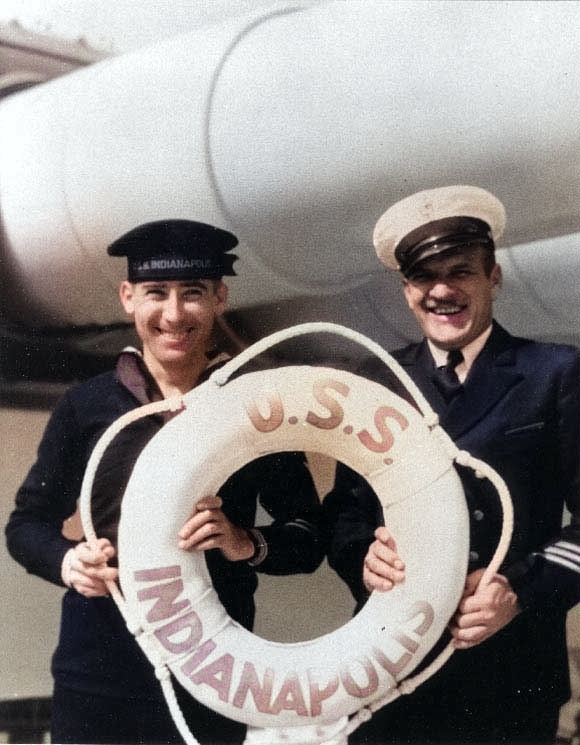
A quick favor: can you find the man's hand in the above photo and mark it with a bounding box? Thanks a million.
[450,568,520,649]
[363,526,405,593]
[61,538,118,598]
[178,496,255,562]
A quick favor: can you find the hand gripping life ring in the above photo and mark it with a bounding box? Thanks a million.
[80,323,512,745]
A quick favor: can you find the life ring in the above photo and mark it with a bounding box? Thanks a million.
[80,322,512,744]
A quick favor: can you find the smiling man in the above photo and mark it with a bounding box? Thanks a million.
[324,186,580,744]
[5,219,324,745]
[112,220,232,399]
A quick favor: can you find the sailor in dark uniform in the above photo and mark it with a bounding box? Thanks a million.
[6,219,324,744]
[324,186,580,744]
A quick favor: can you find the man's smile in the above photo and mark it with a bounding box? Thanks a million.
[157,327,195,344]
[425,301,467,316]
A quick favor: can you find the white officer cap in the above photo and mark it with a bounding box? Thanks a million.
[373,185,506,276]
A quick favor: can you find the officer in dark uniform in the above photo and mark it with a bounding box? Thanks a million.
[6,219,324,745]
[324,186,580,744]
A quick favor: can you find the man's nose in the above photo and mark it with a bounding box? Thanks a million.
[428,279,455,297]
[162,292,183,321]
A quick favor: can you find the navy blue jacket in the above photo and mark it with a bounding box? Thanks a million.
[325,322,580,710]
[6,360,324,698]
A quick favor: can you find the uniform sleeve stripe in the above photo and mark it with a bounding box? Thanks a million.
[542,554,580,574]
[551,540,580,555]
[546,544,580,558]
[545,542,580,560]
[543,543,580,574]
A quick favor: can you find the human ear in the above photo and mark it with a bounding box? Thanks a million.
[490,264,502,299]
[402,279,414,309]
[214,281,228,316]
[119,281,136,316]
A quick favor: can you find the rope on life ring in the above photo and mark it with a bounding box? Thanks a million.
[79,322,513,745]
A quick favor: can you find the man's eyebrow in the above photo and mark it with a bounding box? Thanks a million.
[408,266,437,279]
[408,260,474,279]
[447,261,473,271]
[181,280,212,290]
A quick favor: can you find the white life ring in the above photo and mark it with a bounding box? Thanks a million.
[80,323,512,744]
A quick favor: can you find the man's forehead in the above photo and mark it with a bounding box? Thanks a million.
[135,278,213,289]
[135,279,214,287]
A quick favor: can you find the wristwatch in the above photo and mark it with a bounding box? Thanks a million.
[246,528,268,566]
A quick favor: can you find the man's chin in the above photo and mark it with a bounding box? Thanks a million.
[424,323,469,349]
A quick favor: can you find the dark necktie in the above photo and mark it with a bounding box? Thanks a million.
[434,349,464,401]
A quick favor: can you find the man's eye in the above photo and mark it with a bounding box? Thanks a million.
[409,274,430,283]
[450,270,472,279]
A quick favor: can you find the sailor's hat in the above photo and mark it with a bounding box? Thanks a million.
[373,185,506,276]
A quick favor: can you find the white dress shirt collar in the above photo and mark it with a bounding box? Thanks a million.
[427,325,493,383]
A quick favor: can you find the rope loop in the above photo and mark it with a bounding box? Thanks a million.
[78,323,513,745]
